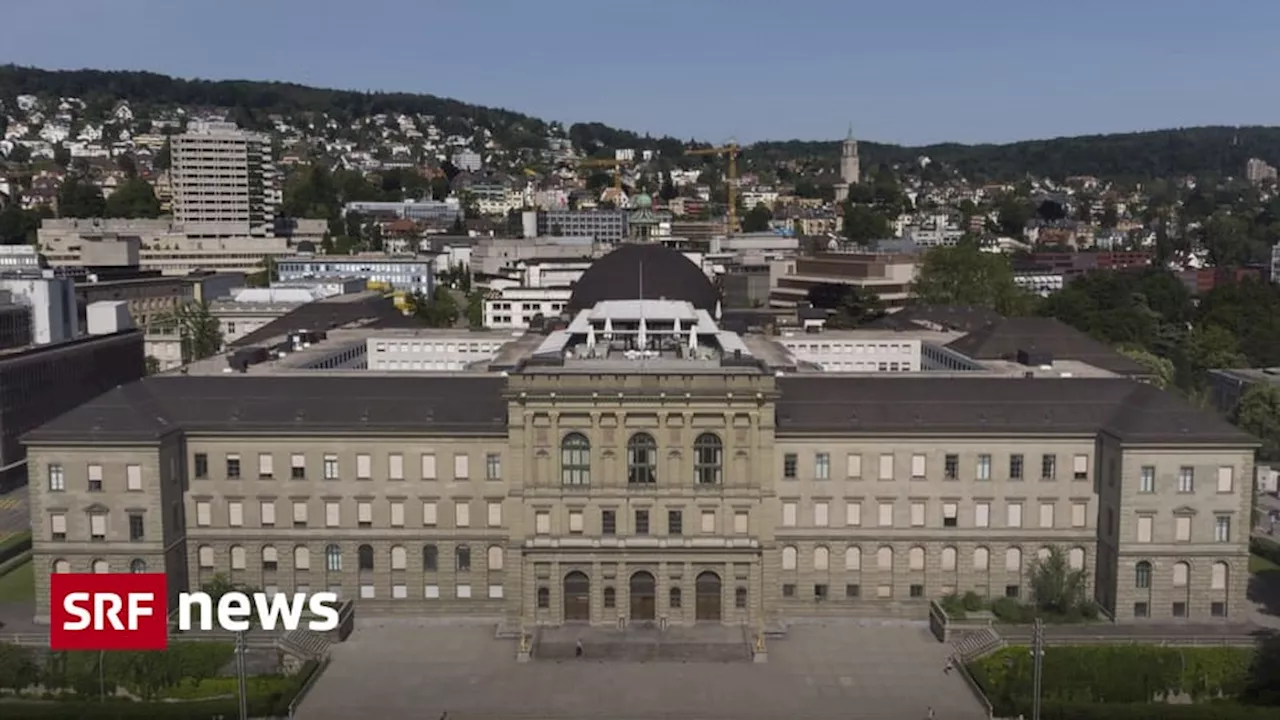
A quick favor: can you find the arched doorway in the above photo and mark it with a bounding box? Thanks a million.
[695,571,722,621]
[629,571,656,621]
[563,571,590,622]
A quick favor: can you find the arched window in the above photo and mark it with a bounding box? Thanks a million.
[52,559,70,574]
[908,546,925,571]
[129,559,147,574]
[1135,561,1152,589]
[92,559,108,574]
[390,545,407,571]
[262,545,278,571]
[627,432,658,485]
[230,545,246,570]
[781,545,798,571]
[487,545,504,571]
[1005,547,1022,573]
[456,544,471,572]
[1036,547,1051,563]
[294,546,310,570]
[358,544,374,571]
[198,545,215,568]
[1068,547,1085,571]
[693,433,723,485]
[845,546,861,571]
[1211,562,1228,590]
[561,433,591,486]
[423,544,439,572]
[814,546,830,571]
[941,547,957,572]
[325,544,342,572]
[669,587,682,608]
[974,546,990,571]
[877,546,893,570]
[536,587,550,608]
[1172,561,1190,587]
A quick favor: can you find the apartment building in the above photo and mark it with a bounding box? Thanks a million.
[171,121,279,238]
[21,246,1256,627]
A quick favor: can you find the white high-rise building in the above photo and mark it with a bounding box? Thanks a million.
[171,121,279,238]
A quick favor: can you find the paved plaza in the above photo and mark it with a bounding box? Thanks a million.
[0,486,28,540]
[297,618,986,720]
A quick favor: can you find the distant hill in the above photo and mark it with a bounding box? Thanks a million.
[1,65,1275,182]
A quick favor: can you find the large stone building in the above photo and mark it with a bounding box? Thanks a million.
[22,246,1256,628]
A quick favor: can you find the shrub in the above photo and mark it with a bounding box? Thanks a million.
[990,597,1031,623]
[961,590,985,612]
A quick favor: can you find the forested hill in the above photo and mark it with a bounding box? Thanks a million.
[2,65,1277,181]
[750,126,1280,182]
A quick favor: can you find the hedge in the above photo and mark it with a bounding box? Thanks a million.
[998,701,1280,720]
[0,532,32,566]
[1252,536,1280,567]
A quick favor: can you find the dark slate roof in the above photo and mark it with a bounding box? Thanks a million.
[23,375,509,443]
[230,294,421,349]
[865,304,1004,333]
[567,244,718,313]
[944,317,1147,376]
[775,376,1255,445]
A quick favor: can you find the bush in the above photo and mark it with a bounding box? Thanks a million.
[961,590,985,612]
[0,532,32,565]
[939,593,967,619]
[1252,536,1280,568]
[998,701,1280,720]
[990,597,1034,623]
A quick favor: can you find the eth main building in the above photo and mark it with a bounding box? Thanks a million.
[24,245,1256,628]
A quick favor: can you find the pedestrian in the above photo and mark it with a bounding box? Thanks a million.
[944,655,954,675]
[926,706,935,719]
[575,638,584,658]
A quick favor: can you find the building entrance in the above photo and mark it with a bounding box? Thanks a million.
[629,571,656,621]
[564,571,590,622]
[695,571,722,621]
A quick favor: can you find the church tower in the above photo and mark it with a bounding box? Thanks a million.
[834,124,861,203]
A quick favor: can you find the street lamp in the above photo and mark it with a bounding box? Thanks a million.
[1030,619,1045,720]
[235,630,249,720]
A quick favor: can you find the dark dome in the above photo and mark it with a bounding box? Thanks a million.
[568,244,718,313]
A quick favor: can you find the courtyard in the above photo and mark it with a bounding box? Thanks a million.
[296,618,987,720]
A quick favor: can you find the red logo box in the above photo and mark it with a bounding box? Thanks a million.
[50,573,169,651]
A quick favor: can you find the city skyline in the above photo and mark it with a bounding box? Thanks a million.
[4,0,1278,146]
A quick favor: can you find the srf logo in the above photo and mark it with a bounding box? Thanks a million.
[50,573,169,651]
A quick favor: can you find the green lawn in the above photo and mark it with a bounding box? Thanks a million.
[1251,552,1280,574]
[0,557,34,602]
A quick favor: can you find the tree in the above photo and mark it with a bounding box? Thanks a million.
[154,138,171,170]
[1241,634,1280,706]
[6,144,30,164]
[994,195,1034,237]
[0,642,39,693]
[741,203,773,233]
[56,175,106,218]
[658,171,678,201]
[408,286,460,328]
[158,301,223,363]
[466,290,485,328]
[1232,383,1280,461]
[1036,200,1066,222]
[1116,346,1175,389]
[1099,200,1119,228]
[806,283,886,328]
[910,243,1033,315]
[1028,546,1088,616]
[842,203,891,244]
[104,177,162,218]
[0,205,46,245]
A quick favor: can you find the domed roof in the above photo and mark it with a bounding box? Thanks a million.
[632,193,652,208]
[568,244,718,313]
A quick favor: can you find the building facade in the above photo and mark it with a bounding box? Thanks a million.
[171,121,279,238]
[276,255,436,294]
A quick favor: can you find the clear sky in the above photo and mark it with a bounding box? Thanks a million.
[4,0,1276,146]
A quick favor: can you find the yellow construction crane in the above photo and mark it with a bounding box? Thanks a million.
[685,141,741,234]
[576,157,631,195]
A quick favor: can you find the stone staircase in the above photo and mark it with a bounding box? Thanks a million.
[279,628,332,672]
[533,625,752,662]
[951,627,1005,661]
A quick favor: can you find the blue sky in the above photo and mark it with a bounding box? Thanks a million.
[4,0,1276,145]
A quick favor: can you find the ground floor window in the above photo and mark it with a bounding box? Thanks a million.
[536,587,550,608]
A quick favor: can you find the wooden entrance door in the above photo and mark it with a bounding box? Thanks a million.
[695,571,722,621]
[563,571,590,622]
[629,571,656,621]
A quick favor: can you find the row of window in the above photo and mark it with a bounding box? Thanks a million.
[1135,514,1233,544]
[562,432,724,486]
[781,498,1091,530]
[195,543,501,574]
[192,451,501,483]
[47,464,144,493]
[781,452,1086,482]
[1133,560,1232,591]
[780,545,1088,573]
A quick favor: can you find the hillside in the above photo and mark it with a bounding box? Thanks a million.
[1,65,1276,181]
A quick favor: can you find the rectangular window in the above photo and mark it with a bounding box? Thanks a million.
[701,510,716,533]
[733,510,748,534]
[454,501,470,528]
[1009,454,1023,481]
[1211,602,1226,618]
[422,501,438,526]
[911,454,927,479]
[942,502,958,528]
[356,454,372,480]
[1072,454,1089,480]
[1137,515,1153,543]
[816,584,830,600]
[909,584,924,598]
[390,501,405,527]
[1139,466,1155,493]
[126,465,142,491]
[1172,602,1187,618]
[291,453,306,479]
[357,501,373,527]
[128,514,144,541]
[1214,515,1231,543]
[878,454,894,481]
[814,453,830,481]
[668,510,683,535]
[782,584,796,598]
[782,502,797,527]
[569,510,584,534]
[90,514,107,541]
[535,511,551,534]
[977,454,992,481]
[635,509,650,535]
[88,464,103,492]
[845,584,860,598]
[228,501,243,527]
[1039,502,1054,529]
[1041,454,1057,481]
[193,454,208,479]
[1216,466,1233,493]
[910,501,926,527]
[485,453,501,481]
[814,502,829,527]
[1178,466,1194,493]
[944,454,958,480]
[845,501,862,527]
[975,502,990,528]
[48,464,65,491]
[877,501,893,527]
[602,509,617,535]
[389,454,404,481]
[783,453,797,479]
[1071,502,1087,528]
[846,453,862,479]
[453,453,470,480]
[421,453,437,480]
[325,501,341,527]
[1133,602,1149,618]
[487,501,502,527]
[226,454,240,479]
[196,501,211,527]
[50,513,67,541]
[1006,502,1022,528]
[292,501,308,527]
[258,453,273,479]
[1175,515,1192,542]
[323,455,339,480]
